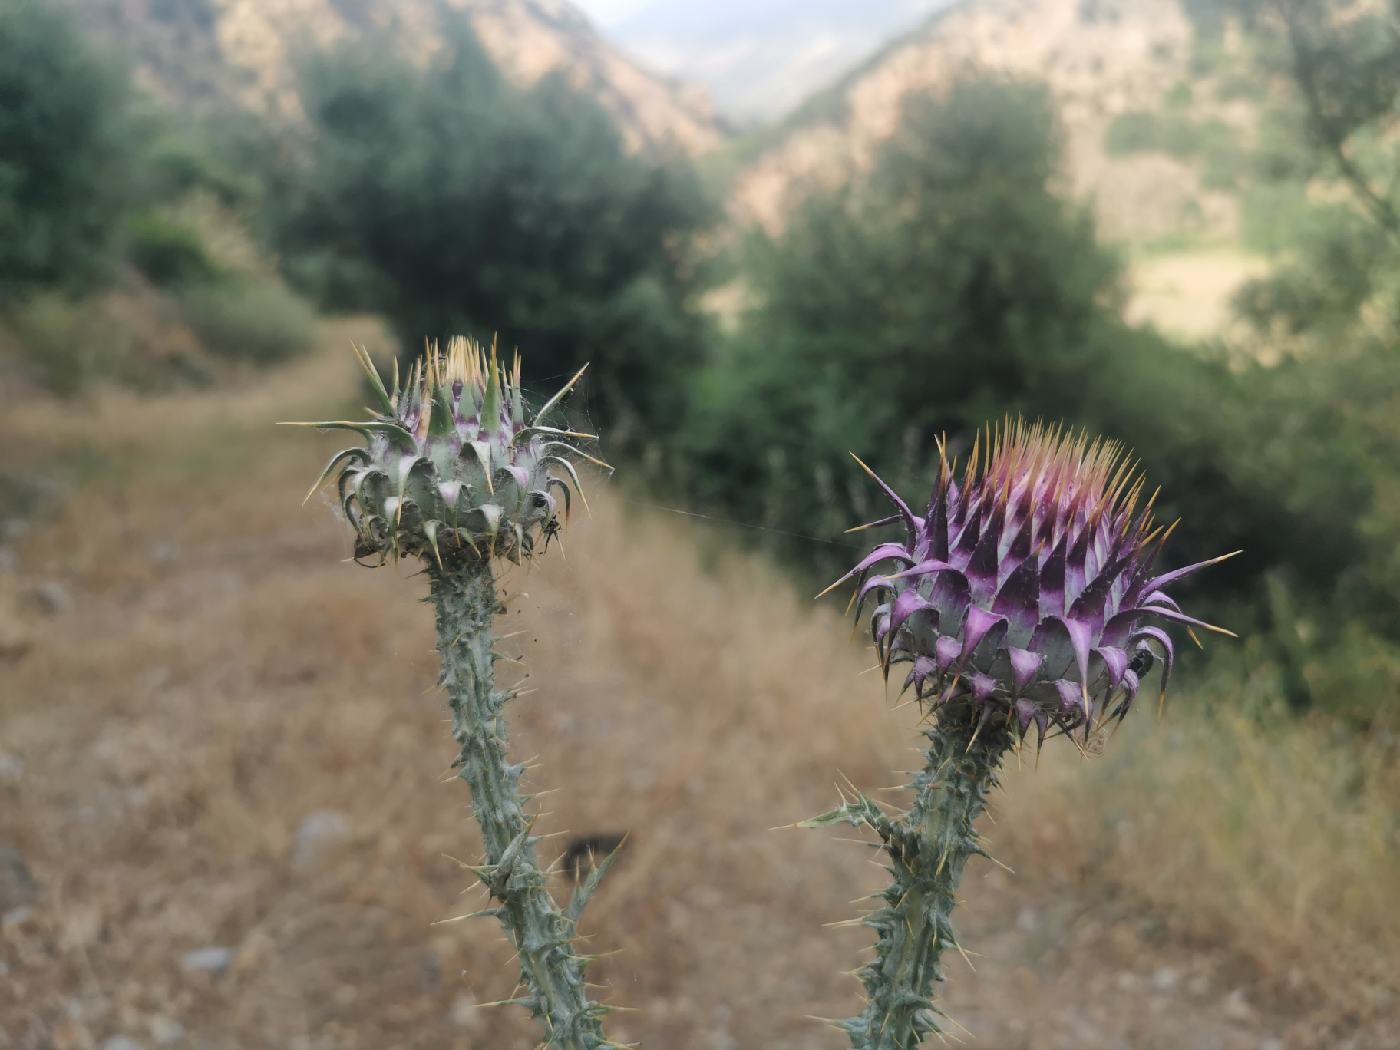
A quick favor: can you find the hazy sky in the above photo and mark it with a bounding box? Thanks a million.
[571,0,651,26]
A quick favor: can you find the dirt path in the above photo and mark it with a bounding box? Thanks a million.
[0,350,1365,1048]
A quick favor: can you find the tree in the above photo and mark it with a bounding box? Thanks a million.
[1228,0,1400,340]
[0,0,133,295]
[275,22,713,435]
[686,79,1151,568]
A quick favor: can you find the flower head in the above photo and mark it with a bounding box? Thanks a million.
[287,337,607,568]
[826,419,1238,743]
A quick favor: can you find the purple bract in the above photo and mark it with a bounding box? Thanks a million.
[826,420,1238,744]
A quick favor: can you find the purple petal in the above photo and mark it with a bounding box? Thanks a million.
[1035,615,1095,704]
[934,635,962,674]
[1094,646,1129,688]
[882,558,957,584]
[1008,647,1044,691]
[826,543,916,594]
[1134,605,1234,637]
[1099,609,1139,648]
[960,606,1007,661]
[1140,551,1242,595]
[855,575,896,619]
[871,604,891,644]
[904,655,937,696]
[965,504,1005,598]
[889,589,934,636]
[1141,590,1181,612]
[1065,619,1094,696]
[1014,698,1038,730]
[927,476,952,561]
[1028,617,1075,679]
[1068,549,1133,633]
[1053,679,1082,717]
[854,456,921,543]
[993,554,1040,638]
[928,568,973,625]
[1006,509,1035,565]
[1064,527,1093,609]
[1110,668,1142,721]
[952,498,985,558]
[1039,534,1069,618]
[967,672,999,703]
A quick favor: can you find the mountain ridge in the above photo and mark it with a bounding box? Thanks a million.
[727,0,1238,245]
[65,0,726,156]
[610,0,951,121]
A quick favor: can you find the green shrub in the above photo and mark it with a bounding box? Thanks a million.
[1164,80,1194,109]
[272,18,712,434]
[0,0,133,295]
[126,213,221,288]
[1104,111,1161,154]
[4,293,124,392]
[136,123,260,209]
[280,250,387,313]
[179,281,316,365]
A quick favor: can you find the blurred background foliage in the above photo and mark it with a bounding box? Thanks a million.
[265,23,715,437]
[2,0,1397,729]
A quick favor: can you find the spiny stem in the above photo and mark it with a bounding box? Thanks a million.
[430,562,611,1049]
[814,705,1012,1049]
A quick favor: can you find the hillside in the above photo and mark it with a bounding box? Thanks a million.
[722,0,1275,336]
[730,0,1215,237]
[65,0,725,156]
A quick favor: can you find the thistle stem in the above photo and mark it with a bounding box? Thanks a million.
[835,707,1012,1049]
[429,562,610,1049]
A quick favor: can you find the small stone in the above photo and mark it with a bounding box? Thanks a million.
[291,810,352,867]
[1260,1039,1283,1050]
[180,946,234,975]
[28,581,71,615]
[148,541,181,565]
[1151,966,1179,991]
[0,546,16,573]
[1224,988,1254,1022]
[1116,973,1139,992]
[100,1038,145,1050]
[0,845,38,912]
[450,994,482,1032]
[0,752,22,786]
[1015,906,1038,932]
[1187,973,1210,996]
[2,905,33,927]
[148,1016,183,1045]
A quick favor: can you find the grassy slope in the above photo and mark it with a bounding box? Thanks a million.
[1,325,1396,1047]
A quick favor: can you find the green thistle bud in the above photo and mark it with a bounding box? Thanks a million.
[288,339,620,1050]
[287,337,606,568]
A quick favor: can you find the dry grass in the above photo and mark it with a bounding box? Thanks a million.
[1122,247,1269,340]
[2,326,1397,1049]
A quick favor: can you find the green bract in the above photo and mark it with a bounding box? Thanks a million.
[287,338,606,567]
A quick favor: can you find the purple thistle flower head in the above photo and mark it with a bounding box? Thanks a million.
[825,419,1239,743]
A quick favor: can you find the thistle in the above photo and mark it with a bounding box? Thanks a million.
[810,419,1238,1049]
[286,337,621,1049]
